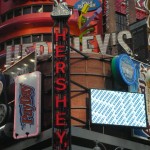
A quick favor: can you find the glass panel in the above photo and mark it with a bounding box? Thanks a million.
[23,36,31,43]
[14,38,21,45]
[33,5,43,13]
[23,7,31,15]
[7,11,13,19]
[32,34,42,42]
[43,34,52,42]
[43,5,53,12]
[0,43,4,51]
[1,14,6,22]
[14,8,22,17]
[6,40,12,46]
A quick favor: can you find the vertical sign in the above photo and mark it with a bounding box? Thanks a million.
[51,1,71,149]
[13,71,41,139]
[129,60,150,140]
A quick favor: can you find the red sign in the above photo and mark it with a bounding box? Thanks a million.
[52,27,71,149]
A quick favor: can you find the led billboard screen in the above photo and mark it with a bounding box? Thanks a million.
[90,89,148,128]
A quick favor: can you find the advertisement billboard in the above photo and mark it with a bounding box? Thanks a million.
[129,59,150,140]
[90,89,148,128]
[13,71,41,139]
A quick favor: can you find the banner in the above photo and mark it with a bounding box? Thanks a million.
[13,71,41,139]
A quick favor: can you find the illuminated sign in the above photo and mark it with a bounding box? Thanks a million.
[51,3,71,149]
[112,54,136,85]
[74,0,101,11]
[90,89,148,128]
[129,60,150,140]
[13,71,41,139]
[52,27,71,149]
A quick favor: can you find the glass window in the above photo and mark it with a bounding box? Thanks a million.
[6,40,12,46]
[43,5,53,12]
[0,43,4,51]
[43,34,52,42]
[32,34,41,42]
[23,7,31,15]
[115,13,127,32]
[33,5,43,13]
[23,36,31,43]
[14,8,22,17]
[14,38,21,45]
[1,14,6,22]
[7,11,13,19]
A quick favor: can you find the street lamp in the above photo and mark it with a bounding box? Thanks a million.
[93,140,107,150]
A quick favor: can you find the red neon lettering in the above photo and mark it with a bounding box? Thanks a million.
[55,78,66,91]
[55,30,66,41]
[56,45,65,58]
[55,95,67,108]
[56,61,66,74]
[56,112,66,126]
[56,131,67,144]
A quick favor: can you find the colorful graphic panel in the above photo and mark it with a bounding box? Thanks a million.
[129,59,150,140]
[13,71,41,139]
[91,89,147,127]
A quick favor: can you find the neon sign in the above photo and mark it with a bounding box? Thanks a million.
[52,29,71,149]
[51,1,71,148]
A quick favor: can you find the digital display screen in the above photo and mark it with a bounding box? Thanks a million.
[91,89,148,128]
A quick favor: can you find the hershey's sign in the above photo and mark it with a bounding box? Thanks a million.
[5,30,134,67]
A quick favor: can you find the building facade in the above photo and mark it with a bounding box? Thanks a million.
[0,0,150,149]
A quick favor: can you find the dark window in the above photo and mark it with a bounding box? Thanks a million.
[115,13,129,54]
[23,7,31,15]
[23,36,31,43]
[116,13,127,32]
[7,11,13,19]
[14,38,21,45]
[1,14,6,22]
[43,34,52,42]
[0,43,4,51]
[14,8,22,17]
[32,34,41,42]
[43,5,53,12]
[6,40,12,46]
[33,5,42,13]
